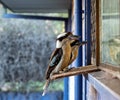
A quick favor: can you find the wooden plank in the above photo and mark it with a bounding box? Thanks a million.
[96,0,100,66]
[51,65,99,80]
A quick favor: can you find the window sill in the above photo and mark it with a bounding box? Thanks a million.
[99,63,120,79]
[87,71,120,100]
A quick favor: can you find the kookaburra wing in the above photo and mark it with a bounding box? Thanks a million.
[42,48,63,96]
[45,48,63,79]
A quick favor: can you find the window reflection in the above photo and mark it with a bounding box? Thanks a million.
[101,0,120,67]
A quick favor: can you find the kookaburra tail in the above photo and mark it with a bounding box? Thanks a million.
[42,79,50,96]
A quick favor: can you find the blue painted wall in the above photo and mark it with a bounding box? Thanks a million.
[0,91,63,100]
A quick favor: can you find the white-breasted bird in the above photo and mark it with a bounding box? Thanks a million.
[42,32,79,96]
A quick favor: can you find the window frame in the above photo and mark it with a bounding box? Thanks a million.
[97,0,120,77]
[86,0,120,99]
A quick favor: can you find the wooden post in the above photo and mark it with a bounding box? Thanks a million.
[96,0,100,66]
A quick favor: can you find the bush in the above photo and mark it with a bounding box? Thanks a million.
[0,18,57,83]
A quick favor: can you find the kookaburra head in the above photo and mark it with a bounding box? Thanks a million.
[56,32,79,48]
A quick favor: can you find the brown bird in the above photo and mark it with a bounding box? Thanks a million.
[42,32,79,96]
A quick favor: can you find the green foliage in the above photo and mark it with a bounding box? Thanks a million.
[0,15,64,92]
[0,80,64,92]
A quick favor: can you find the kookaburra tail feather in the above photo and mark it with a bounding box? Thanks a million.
[42,79,50,96]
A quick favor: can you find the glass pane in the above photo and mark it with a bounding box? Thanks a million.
[101,0,120,67]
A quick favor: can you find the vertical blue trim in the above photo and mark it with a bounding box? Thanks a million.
[74,0,83,100]
[64,20,69,100]
[83,0,91,100]
[63,10,72,100]
[83,0,88,100]
[82,1,86,99]
[64,9,72,100]
[64,77,69,100]
[82,76,86,100]
[85,0,91,65]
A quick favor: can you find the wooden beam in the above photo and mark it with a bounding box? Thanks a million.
[51,65,99,80]
[3,14,68,21]
[96,0,100,66]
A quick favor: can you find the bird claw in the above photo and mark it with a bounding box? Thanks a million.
[60,67,75,73]
[50,72,59,79]
[65,67,75,71]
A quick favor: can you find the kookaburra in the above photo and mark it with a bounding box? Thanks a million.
[42,32,79,96]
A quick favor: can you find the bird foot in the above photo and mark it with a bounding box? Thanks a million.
[65,67,75,71]
[50,72,59,79]
[59,67,75,73]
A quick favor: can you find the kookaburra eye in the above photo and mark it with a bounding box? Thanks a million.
[59,37,64,41]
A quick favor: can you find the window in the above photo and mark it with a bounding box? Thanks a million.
[100,0,120,67]
[85,0,120,100]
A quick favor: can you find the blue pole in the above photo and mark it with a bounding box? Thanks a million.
[85,0,91,65]
[83,0,91,100]
[64,9,72,100]
[64,77,69,100]
[73,0,83,100]
[64,20,69,100]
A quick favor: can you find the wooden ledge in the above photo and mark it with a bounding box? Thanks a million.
[51,65,99,80]
[99,63,120,80]
[88,71,120,100]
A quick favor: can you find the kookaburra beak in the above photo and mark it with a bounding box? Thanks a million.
[76,41,87,46]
